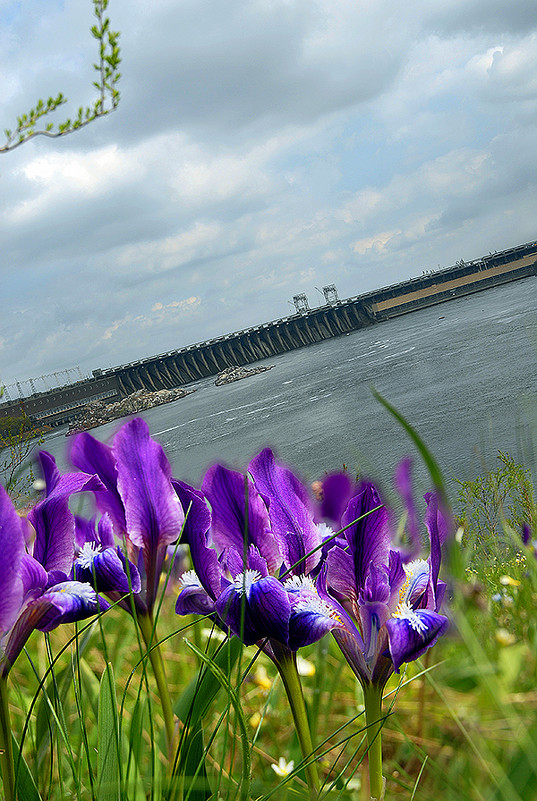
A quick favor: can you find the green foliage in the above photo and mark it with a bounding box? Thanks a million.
[456,451,537,561]
[1,0,120,153]
[0,412,43,504]
[98,662,121,801]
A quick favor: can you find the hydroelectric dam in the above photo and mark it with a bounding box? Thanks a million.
[2,239,537,427]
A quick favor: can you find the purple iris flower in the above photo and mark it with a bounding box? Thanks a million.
[72,513,142,601]
[175,448,349,653]
[0,458,110,677]
[326,482,449,688]
[69,417,185,614]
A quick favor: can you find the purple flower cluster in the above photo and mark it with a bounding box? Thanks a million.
[175,444,450,687]
[1,416,450,688]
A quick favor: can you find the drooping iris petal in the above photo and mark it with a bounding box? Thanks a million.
[35,581,110,632]
[70,431,127,533]
[385,608,449,672]
[113,418,184,552]
[284,575,347,649]
[175,570,217,616]
[2,580,111,671]
[249,448,321,575]
[216,572,291,646]
[341,483,390,591]
[28,466,104,574]
[0,484,24,635]
[73,542,141,594]
[202,463,280,573]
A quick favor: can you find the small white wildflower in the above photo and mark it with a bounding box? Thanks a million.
[496,628,516,646]
[499,575,520,587]
[271,757,295,777]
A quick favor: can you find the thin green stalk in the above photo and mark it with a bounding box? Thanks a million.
[272,646,319,800]
[363,683,385,801]
[136,612,175,750]
[0,674,15,801]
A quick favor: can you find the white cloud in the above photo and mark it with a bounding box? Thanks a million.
[351,230,401,255]
[9,144,140,223]
[101,296,201,344]
[115,221,224,274]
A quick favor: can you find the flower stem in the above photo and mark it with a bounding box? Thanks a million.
[272,645,319,800]
[363,683,385,801]
[137,611,176,750]
[0,675,15,801]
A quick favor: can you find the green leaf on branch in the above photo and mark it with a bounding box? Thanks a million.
[1,0,120,152]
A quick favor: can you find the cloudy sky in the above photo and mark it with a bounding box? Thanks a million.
[1,0,536,392]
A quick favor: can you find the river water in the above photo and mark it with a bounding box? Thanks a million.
[39,276,537,500]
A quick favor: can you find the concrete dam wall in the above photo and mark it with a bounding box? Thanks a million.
[111,300,376,396]
[110,240,537,397]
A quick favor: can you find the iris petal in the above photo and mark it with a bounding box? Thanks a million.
[114,418,184,552]
[29,464,104,575]
[216,575,291,646]
[385,608,449,672]
[35,581,110,632]
[70,432,127,533]
[202,463,280,573]
[249,448,321,575]
[341,483,390,592]
[0,485,24,635]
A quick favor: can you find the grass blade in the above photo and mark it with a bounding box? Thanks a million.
[97,662,120,801]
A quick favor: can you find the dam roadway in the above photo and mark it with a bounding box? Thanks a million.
[1,238,536,426]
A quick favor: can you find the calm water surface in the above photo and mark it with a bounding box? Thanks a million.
[41,277,537,498]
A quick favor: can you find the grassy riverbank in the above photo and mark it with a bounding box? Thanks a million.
[3,450,536,801]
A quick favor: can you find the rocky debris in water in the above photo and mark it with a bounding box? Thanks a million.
[67,387,195,434]
[215,365,274,386]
